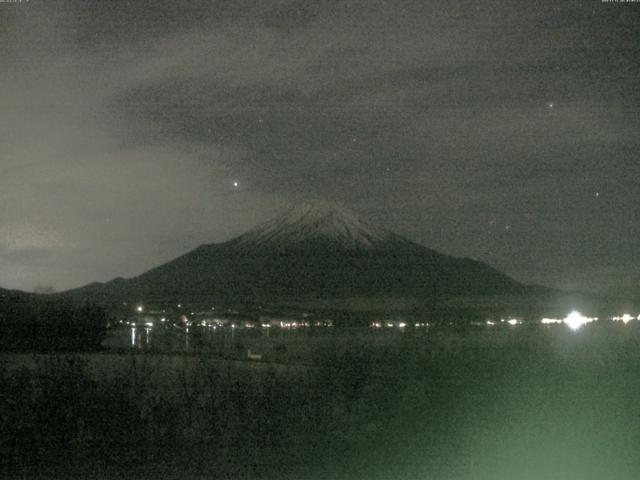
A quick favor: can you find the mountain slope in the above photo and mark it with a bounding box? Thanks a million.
[66,201,528,305]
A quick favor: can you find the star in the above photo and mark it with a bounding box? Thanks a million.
[547,101,555,109]
[233,181,239,188]
[595,192,600,198]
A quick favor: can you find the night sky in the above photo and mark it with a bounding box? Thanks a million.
[1,0,639,295]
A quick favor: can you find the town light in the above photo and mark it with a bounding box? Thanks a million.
[541,318,562,325]
[564,311,593,330]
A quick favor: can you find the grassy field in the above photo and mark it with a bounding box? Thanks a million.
[2,322,640,479]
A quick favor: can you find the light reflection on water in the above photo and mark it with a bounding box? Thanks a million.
[106,323,412,355]
[128,326,153,349]
[109,318,619,356]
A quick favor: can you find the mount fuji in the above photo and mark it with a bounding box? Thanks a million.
[66,201,530,306]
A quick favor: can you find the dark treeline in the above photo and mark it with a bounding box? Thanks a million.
[0,292,108,351]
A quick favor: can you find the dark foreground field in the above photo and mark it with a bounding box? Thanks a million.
[2,323,640,480]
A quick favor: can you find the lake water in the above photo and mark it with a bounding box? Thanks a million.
[102,323,419,362]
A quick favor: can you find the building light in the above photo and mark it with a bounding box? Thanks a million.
[612,313,634,324]
[541,318,562,325]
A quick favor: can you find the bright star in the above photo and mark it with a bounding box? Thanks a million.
[233,181,239,188]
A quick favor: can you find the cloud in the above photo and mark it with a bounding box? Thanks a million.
[1,0,639,293]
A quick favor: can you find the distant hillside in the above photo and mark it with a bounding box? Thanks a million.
[0,287,108,351]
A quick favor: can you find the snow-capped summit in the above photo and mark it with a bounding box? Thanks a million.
[231,201,403,251]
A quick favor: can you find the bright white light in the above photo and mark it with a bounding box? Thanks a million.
[486,320,496,326]
[613,314,634,324]
[564,311,593,330]
[144,321,153,327]
[541,318,562,325]
[500,317,522,325]
[398,322,406,328]
[233,181,239,187]
[136,305,144,313]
